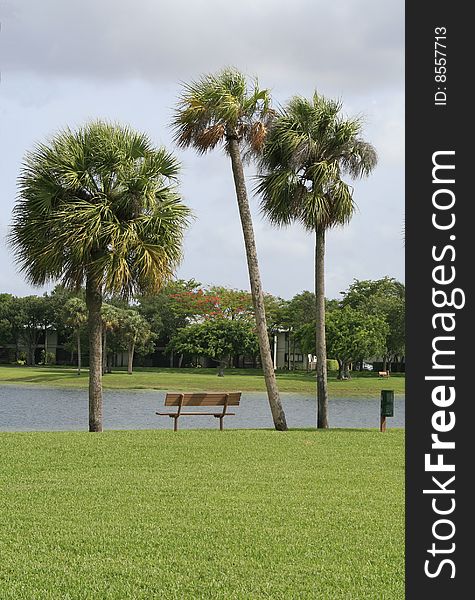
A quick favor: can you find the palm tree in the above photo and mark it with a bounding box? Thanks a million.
[101,303,121,375]
[172,68,287,431]
[10,121,191,431]
[119,309,153,375]
[257,93,377,428]
[63,297,88,375]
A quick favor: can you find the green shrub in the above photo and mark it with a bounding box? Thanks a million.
[39,350,56,365]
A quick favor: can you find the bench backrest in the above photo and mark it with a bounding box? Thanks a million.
[165,392,241,407]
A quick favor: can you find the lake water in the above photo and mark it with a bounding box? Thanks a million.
[0,386,405,431]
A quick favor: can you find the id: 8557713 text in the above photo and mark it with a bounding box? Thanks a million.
[434,26,447,106]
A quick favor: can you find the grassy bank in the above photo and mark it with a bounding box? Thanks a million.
[0,428,404,599]
[0,365,405,397]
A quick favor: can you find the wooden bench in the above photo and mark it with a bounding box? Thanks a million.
[378,371,390,378]
[156,392,241,431]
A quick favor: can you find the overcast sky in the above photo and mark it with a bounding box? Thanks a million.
[0,0,404,301]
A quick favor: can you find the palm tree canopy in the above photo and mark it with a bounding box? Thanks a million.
[171,68,274,158]
[10,121,191,297]
[101,303,121,333]
[62,297,88,329]
[256,92,377,231]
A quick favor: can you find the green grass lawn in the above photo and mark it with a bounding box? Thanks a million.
[0,429,404,599]
[0,365,405,397]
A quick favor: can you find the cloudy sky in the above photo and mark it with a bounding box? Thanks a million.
[0,0,404,301]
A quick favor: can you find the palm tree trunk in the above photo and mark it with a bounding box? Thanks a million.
[227,135,287,431]
[287,333,290,370]
[86,272,103,432]
[102,330,107,375]
[44,325,48,365]
[77,329,82,375]
[315,229,329,428]
[292,335,296,370]
[128,342,134,374]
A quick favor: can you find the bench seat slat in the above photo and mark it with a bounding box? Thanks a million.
[156,412,236,416]
[164,392,241,406]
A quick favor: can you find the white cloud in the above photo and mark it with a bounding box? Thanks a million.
[0,0,404,299]
[3,0,403,94]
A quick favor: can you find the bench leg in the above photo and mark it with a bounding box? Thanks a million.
[174,416,179,431]
[219,416,224,431]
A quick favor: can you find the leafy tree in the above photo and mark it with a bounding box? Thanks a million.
[138,279,202,366]
[62,297,88,374]
[15,296,48,365]
[298,307,388,379]
[325,307,388,379]
[0,295,27,361]
[386,303,405,367]
[263,293,288,332]
[172,68,287,430]
[168,288,222,322]
[10,121,190,431]
[170,285,285,368]
[168,319,259,377]
[341,277,405,370]
[170,285,256,323]
[0,294,15,347]
[257,93,377,427]
[275,291,317,370]
[206,286,255,321]
[285,292,317,329]
[294,324,314,358]
[207,287,283,368]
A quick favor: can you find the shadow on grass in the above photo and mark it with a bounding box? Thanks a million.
[0,368,85,385]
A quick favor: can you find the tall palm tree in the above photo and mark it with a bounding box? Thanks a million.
[172,68,287,431]
[257,93,377,428]
[10,121,190,431]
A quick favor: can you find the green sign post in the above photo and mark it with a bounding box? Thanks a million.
[380,390,394,432]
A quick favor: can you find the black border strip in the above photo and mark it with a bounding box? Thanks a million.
[406,2,471,597]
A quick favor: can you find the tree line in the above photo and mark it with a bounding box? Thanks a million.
[0,276,404,377]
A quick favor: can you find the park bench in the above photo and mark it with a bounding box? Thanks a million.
[378,371,390,378]
[156,392,242,431]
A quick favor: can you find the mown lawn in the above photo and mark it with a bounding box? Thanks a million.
[0,429,404,599]
[0,365,405,397]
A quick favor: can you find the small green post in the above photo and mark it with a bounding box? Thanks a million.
[380,390,394,432]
